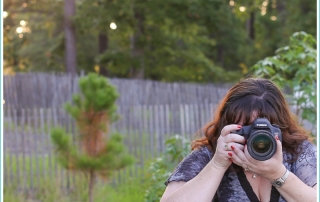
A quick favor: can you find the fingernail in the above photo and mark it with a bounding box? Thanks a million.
[237,125,242,129]
[231,146,235,150]
[276,136,279,141]
[229,159,233,162]
[228,152,232,157]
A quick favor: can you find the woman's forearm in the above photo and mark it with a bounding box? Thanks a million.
[161,160,227,202]
[270,166,317,202]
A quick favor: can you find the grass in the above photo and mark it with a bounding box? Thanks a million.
[4,154,157,202]
[4,121,171,202]
[4,176,151,202]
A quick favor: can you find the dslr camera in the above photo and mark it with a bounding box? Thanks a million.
[232,118,282,161]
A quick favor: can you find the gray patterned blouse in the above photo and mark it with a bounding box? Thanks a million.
[165,140,317,202]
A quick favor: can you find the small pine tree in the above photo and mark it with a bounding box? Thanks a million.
[51,73,134,202]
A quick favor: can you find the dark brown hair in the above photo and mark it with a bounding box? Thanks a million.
[192,78,310,161]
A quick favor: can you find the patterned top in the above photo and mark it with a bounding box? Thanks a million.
[165,140,317,202]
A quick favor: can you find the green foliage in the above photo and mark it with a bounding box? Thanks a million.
[3,0,316,83]
[144,135,191,202]
[51,132,133,171]
[251,31,316,132]
[64,73,119,121]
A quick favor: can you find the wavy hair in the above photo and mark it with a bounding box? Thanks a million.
[192,78,310,161]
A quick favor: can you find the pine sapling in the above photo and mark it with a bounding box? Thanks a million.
[51,73,134,202]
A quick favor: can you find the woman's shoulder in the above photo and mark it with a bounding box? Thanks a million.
[284,139,316,158]
[295,139,317,163]
[292,139,317,159]
[178,146,213,167]
[192,145,213,158]
[283,139,316,171]
[164,145,213,185]
[299,139,317,151]
[289,140,317,187]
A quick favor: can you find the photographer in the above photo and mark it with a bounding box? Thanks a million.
[160,78,317,202]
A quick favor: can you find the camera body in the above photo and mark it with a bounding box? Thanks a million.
[232,118,282,161]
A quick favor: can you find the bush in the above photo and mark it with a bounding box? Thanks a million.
[251,31,317,137]
[144,135,191,202]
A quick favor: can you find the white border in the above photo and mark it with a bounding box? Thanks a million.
[1,0,3,201]
[317,0,319,200]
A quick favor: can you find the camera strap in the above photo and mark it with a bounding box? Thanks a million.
[237,170,280,202]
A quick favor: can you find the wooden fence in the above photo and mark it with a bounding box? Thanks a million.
[3,73,232,109]
[3,103,218,190]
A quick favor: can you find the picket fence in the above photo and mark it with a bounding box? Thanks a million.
[3,73,232,109]
[3,103,218,190]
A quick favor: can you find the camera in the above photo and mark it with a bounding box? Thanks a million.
[232,118,282,161]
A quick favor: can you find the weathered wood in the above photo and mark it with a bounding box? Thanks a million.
[13,108,21,185]
[20,109,27,189]
[32,108,40,187]
[26,108,34,189]
[46,108,53,180]
[3,73,231,109]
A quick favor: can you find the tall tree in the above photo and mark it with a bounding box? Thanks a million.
[3,0,316,83]
[98,32,109,76]
[64,0,77,75]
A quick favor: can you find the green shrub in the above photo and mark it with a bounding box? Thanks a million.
[144,135,191,202]
[251,31,317,137]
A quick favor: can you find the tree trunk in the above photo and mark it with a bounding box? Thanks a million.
[99,33,109,77]
[277,0,286,28]
[216,44,224,67]
[64,0,77,75]
[129,6,145,79]
[88,170,96,202]
[246,12,255,40]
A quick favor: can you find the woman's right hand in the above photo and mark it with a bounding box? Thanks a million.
[210,124,246,170]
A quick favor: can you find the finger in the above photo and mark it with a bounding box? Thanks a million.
[220,124,242,137]
[243,144,256,163]
[232,144,250,166]
[227,151,243,167]
[275,135,282,153]
[225,142,244,151]
[273,135,283,159]
[227,151,250,170]
[224,133,246,145]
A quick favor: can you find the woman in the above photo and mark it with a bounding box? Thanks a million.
[161,78,317,202]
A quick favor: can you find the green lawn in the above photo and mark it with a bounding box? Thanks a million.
[4,154,158,202]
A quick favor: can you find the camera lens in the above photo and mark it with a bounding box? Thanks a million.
[252,135,271,154]
[247,131,277,161]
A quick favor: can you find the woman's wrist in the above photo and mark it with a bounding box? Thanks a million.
[265,165,287,181]
[209,158,230,172]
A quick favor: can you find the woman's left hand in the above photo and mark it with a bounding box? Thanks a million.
[230,135,286,180]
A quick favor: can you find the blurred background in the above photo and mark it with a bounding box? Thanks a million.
[3,0,316,81]
[3,0,317,201]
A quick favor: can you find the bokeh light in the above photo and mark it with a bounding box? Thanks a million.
[110,22,117,30]
[239,6,246,12]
